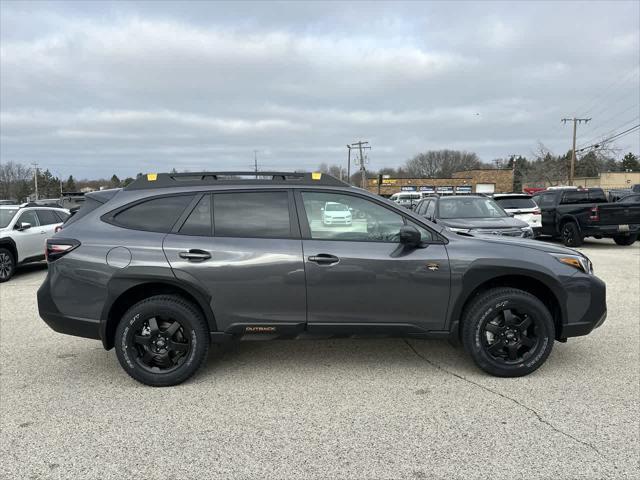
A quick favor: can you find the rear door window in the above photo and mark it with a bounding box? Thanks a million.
[213,191,291,238]
[112,195,194,233]
[37,209,62,225]
[179,195,212,236]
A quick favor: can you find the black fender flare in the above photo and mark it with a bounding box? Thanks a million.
[99,266,217,349]
[447,260,567,336]
[556,214,581,234]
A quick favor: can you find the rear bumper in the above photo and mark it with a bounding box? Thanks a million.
[37,274,101,340]
[558,275,607,338]
[582,224,640,237]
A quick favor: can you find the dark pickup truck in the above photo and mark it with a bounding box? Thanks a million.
[532,188,640,246]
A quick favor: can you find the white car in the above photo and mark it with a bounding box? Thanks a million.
[389,192,429,209]
[492,194,541,236]
[322,202,352,226]
[0,204,70,282]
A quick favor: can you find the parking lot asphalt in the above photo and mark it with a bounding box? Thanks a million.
[1,238,638,479]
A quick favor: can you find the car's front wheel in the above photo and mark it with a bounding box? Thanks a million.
[561,221,583,247]
[462,287,555,377]
[0,248,15,283]
[114,295,210,386]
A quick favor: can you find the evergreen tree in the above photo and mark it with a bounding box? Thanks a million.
[622,152,639,172]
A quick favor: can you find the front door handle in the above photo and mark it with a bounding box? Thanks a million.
[179,249,211,261]
[308,254,339,265]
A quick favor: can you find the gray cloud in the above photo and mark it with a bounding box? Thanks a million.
[1,0,638,178]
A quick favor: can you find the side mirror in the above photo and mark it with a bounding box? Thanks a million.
[399,225,421,247]
[320,208,325,211]
[508,212,515,217]
[17,222,32,231]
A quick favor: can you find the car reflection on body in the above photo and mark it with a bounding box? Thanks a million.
[322,202,352,226]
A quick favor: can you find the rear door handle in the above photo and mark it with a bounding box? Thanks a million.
[308,254,339,265]
[179,249,211,261]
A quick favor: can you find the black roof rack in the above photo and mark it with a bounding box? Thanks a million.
[124,171,350,190]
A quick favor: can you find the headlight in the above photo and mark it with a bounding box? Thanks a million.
[551,253,593,274]
[448,227,471,233]
[521,227,534,238]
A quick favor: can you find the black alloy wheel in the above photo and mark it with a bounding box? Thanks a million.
[0,249,15,283]
[462,287,555,377]
[114,295,209,386]
[482,308,538,364]
[130,316,191,373]
[561,222,583,247]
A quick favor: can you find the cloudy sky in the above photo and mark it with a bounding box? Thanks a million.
[1,0,639,179]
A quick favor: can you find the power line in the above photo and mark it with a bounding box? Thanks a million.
[578,114,640,149]
[576,124,640,153]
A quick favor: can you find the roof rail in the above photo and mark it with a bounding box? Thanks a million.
[124,171,350,190]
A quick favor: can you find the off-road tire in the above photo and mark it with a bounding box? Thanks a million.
[462,287,555,377]
[114,295,210,386]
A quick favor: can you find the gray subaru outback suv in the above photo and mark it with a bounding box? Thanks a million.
[38,172,606,386]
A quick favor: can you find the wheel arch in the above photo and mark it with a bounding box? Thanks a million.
[450,270,566,341]
[100,273,217,350]
[0,237,18,262]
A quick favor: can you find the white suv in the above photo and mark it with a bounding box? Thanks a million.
[492,194,541,236]
[0,204,70,282]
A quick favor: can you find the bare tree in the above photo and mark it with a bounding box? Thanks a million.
[0,161,33,201]
[405,150,482,178]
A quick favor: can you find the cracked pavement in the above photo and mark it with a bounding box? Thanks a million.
[1,238,638,479]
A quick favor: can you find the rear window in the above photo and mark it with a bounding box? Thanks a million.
[561,191,589,204]
[588,189,607,202]
[494,197,536,209]
[36,209,62,225]
[113,195,194,233]
[213,192,291,238]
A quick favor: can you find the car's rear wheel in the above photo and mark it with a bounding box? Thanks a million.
[462,287,555,377]
[613,233,637,246]
[0,248,15,283]
[114,295,209,386]
[561,221,583,247]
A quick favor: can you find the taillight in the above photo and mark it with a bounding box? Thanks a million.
[45,238,80,262]
[589,206,599,221]
[533,208,541,215]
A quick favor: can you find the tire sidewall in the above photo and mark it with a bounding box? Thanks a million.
[0,248,15,283]
[464,291,555,377]
[115,297,208,386]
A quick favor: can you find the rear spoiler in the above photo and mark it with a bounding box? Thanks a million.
[85,188,121,204]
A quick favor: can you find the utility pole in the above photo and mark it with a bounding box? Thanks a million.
[253,150,259,178]
[349,141,371,189]
[346,145,352,184]
[561,117,591,186]
[31,163,39,201]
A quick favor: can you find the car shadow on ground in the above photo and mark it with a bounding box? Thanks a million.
[6,261,48,282]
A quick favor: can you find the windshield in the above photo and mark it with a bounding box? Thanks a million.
[0,209,18,228]
[326,203,349,211]
[438,197,508,219]
[494,197,536,209]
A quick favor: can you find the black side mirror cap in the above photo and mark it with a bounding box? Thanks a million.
[400,225,421,247]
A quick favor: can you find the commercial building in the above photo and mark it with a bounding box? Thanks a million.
[523,171,640,191]
[367,168,514,197]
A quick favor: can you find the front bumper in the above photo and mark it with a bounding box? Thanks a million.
[557,274,607,339]
[37,274,100,340]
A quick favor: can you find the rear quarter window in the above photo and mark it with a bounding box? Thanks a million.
[561,191,589,204]
[111,195,194,233]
